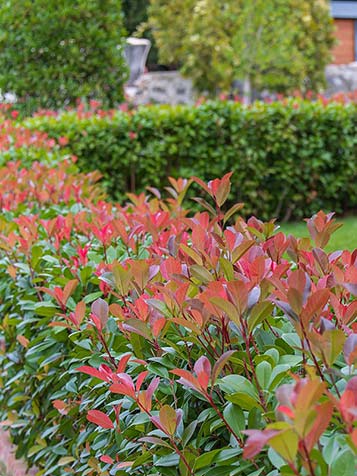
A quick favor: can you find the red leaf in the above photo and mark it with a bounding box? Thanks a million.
[91,298,109,328]
[212,350,235,385]
[243,429,279,459]
[351,428,357,448]
[340,377,357,423]
[53,399,68,415]
[117,353,131,373]
[87,410,114,429]
[77,365,109,382]
[74,300,86,326]
[344,334,357,365]
[171,369,201,393]
[136,370,149,392]
[109,373,136,398]
[194,356,211,391]
[277,405,294,419]
[63,279,78,304]
[304,401,333,452]
[302,289,330,325]
[212,172,233,207]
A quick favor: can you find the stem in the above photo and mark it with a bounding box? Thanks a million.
[300,338,307,377]
[27,257,44,302]
[196,335,218,361]
[287,461,301,476]
[321,355,341,398]
[103,244,108,263]
[241,323,268,414]
[302,441,316,476]
[202,331,222,358]
[98,331,117,367]
[170,439,194,476]
[177,326,194,371]
[206,395,244,448]
[137,400,195,475]
[266,320,279,338]
[301,325,325,383]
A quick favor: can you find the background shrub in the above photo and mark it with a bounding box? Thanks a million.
[146,0,334,96]
[0,0,128,114]
[26,99,357,221]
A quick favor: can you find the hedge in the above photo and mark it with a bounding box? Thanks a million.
[24,99,357,221]
[0,0,127,113]
[1,162,357,476]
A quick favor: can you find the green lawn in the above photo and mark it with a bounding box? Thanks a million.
[279,216,357,252]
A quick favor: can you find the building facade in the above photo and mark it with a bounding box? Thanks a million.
[331,1,357,63]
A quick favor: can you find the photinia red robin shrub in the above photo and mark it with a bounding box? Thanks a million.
[0,168,357,475]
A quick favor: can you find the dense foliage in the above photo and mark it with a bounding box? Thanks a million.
[0,0,127,113]
[1,162,357,476]
[147,0,334,95]
[123,0,149,35]
[25,99,357,221]
[122,0,159,69]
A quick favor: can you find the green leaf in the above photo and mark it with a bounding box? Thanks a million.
[218,375,258,399]
[190,264,214,283]
[256,361,272,389]
[324,329,345,367]
[182,420,198,447]
[268,447,285,469]
[223,403,245,435]
[268,364,291,390]
[194,449,223,470]
[269,429,298,463]
[330,449,356,476]
[155,453,180,467]
[219,257,234,281]
[83,291,103,303]
[33,301,57,317]
[210,297,239,323]
[247,301,273,333]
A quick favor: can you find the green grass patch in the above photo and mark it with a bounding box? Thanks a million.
[279,216,357,252]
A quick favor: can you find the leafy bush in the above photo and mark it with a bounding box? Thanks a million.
[147,0,334,95]
[0,114,67,168]
[0,0,127,114]
[25,99,357,221]
[1,167,357,476]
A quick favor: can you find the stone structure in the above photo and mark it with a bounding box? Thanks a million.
[124,36,193,105]
[124,37,151,86]
[325,62,357,94]
[128,71,194,105]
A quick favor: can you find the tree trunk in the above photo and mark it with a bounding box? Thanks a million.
[242,76,252,105]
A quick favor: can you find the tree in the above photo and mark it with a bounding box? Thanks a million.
[0,0,128,112]
[148,0,335,99]
[123,0,149,35]
[122,0,159,68]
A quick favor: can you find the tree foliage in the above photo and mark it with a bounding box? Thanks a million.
[0,0,128,112]
[148,0,335,95]
[122,0,160,68]
[123,0,149,35]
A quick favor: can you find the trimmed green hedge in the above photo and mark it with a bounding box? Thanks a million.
[25,100,357,220]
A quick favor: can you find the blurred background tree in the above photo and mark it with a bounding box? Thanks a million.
[147,0,335,99]
[0,0,128,113]
[122,0,160,69]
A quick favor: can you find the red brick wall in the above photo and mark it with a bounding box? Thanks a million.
[332,19,355,64]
